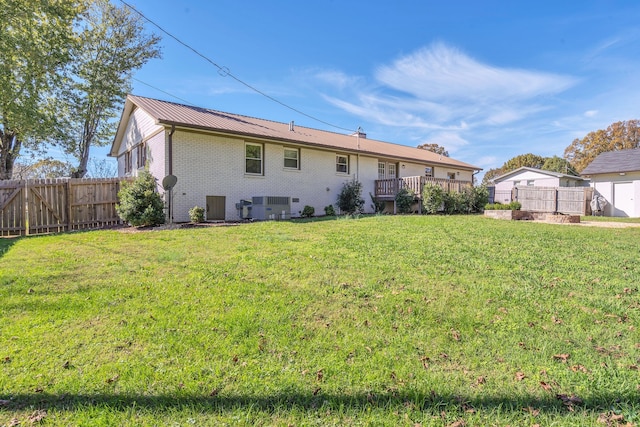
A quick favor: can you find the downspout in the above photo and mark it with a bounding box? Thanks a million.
[168,124,176,223]
[473,170,480,186]
[168,124,175,175]
[356,128,360,181]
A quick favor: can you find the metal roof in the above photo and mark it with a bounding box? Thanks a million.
[492,166,585,183]
[112,95,481,171]
[580,149,640,175]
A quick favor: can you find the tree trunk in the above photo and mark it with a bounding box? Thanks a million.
[0,131,20,180]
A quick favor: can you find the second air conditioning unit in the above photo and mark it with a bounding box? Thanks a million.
[251,196,291,220]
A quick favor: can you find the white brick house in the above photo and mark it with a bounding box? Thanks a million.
[110,95,481,222]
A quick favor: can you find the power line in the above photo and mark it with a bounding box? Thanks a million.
[131,77,196,106]
[119,0,356,133]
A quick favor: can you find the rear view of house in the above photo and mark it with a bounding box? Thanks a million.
[109,95,481,222]
[580,149,640,217]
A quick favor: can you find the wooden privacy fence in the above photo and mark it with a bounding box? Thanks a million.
[0,178,130,237]
[514,186,594,215]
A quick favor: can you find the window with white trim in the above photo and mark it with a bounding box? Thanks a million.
[336,155,349,174]
[284,147,299,169]
[378,162,385,179]
[424,166,433,177]
[388,163,396,179]
[245,143,263,175]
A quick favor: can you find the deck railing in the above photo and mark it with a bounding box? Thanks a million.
[374,176,472,198]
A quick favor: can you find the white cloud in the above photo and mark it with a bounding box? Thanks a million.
[584,110,598,117]
[375,42,577,101]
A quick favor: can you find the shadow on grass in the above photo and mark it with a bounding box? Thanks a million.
[0,235,19,260]
[1,391,637,414]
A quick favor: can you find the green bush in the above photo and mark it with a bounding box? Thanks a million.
[116,170,165,227]
[422,183,444,214]
[484,201,522,210]
[301,205,315,218]
[324,205,336,216]
[395,187,415,214]
[189,206,205,223]
[337,179,364,215]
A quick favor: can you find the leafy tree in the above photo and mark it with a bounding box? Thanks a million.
[0,0,85,179]
[564,120,640,172]
[501,153,545,171]
[87,158,117,178]
[12,159,73,179]
[337,179,365,215]
[62,0,161,178]
[482,153,547,185]
[116,170,165,227]
[417,143,449,157]
[541,155,578,176]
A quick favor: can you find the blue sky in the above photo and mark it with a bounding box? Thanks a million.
[89,0,640,179]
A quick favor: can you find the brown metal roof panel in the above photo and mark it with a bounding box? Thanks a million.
[128,95,481,170]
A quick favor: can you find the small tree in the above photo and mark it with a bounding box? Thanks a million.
[337,179,365,215]
[116,170,165,227]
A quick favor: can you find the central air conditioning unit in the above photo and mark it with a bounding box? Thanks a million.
[251,196,291,220]
[235,199,252,219]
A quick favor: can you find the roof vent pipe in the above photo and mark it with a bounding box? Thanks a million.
[289,121,294,131]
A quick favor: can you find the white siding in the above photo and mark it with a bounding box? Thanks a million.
[590,172,640,217]
[116,108,163,176]
[168,130,383,221]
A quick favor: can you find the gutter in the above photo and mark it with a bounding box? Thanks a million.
[168,124,175,175]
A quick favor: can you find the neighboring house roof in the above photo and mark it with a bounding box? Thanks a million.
[492,166,584,183]
[580,149,640,176]
[110,95,481,171]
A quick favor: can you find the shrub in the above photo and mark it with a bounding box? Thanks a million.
[422,183,444,214]
[324,205,336,216]
[116,170,165,227]
[470,185,490,212]
[337,179,365,215]
[189,206,205,223]
[395,188,415,214]
[301,205,315,218]
[484,201,522,210]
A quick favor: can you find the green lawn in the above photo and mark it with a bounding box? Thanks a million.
[1,216,639,426]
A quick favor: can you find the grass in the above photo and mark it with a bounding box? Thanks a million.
[1,215,639,426]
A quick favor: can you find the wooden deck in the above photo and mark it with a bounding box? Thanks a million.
[374,176,472,199]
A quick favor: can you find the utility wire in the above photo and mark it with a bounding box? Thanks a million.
[131,77,196,106]
[120,0,356,133]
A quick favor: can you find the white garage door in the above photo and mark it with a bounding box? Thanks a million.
[613,182,634,217]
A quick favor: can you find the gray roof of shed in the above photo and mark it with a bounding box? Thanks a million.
[580,149,640,175]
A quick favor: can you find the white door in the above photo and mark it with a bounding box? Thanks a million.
[613,182,634,217]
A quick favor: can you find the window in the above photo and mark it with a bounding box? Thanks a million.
[124,151,132,174]
[513,180,521,187]
[378,162,385,179]
[447,172,456,180]
[336,155,349,174]
[136,143,146,168]
[527,180,534,186]
[245,143,263,174]
[424,166,433,177]
[284,148,299,169]
[388,163,397,179]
